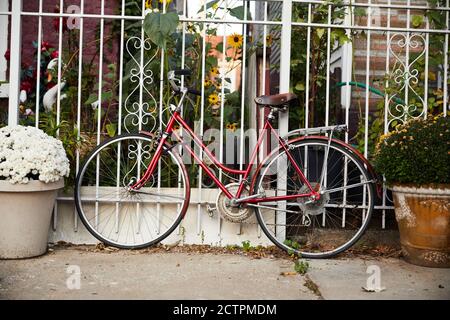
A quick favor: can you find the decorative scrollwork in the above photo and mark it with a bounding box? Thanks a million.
[123,36,158,134]
[387,33,427,129]
[122,36,159,187]
[122,140,155,188]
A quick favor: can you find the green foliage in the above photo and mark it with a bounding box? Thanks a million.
[241,240,252,252]
[294,260,310,275]
[373,114,450,186]
[289,0,348,130]
[143,11,179,49]
[38,112,82,189]
[354,0,448,157]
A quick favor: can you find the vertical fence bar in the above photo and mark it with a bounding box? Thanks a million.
[301,3,312,226]
[177,0,187,236]
[321,3,332,227]
[56,0,64,133]
[237,0,249,235]
[443,0,449,116]
[197,1,208,236]
[257,0,269,239]
[94,0,106,230]
[304,3,312,131]
[404,0,410,114]
[74,0,85,232]
[34,0,43,127]
[362,0,372,221]
[382,0,392,230]
[137,0,148,236]
[113,0,126,235]
[277,0,293,240]
[341,1,353,228]
[217,0,229,237]
[8,0,22,125]
[424,13,429,120]
[53,0,65,230]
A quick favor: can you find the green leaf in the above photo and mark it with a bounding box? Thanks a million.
[295,82,305,91]
[411,15,423,28]
[229,6,251,20]
[143,11,179,49]
[316,28,325,39]
[106,123,117,137]
[197,0,220,13]
[353,7,366,17]
[84,93,98,105]
[216,42,223,53]
[100,91,112,102]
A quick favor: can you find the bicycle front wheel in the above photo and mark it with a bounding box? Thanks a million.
[75,133,189,249]
[254,138,375,258]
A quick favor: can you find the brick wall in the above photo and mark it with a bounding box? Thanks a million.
[17,0,119,73]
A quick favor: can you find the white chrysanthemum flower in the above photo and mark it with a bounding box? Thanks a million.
[0,125,70,184]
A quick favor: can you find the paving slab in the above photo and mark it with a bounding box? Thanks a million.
[306,257,450,300]
[0,248,317,300]
[0,247,449,300]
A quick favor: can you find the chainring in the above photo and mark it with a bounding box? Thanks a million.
[216,183,252,223]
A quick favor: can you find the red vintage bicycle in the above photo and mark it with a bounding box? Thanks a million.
[75,69,377,258]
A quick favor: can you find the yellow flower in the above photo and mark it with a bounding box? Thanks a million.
[228,33,243,49]
[208,93,220,105]
[187,23,196,33]
[212,3,219,10]
[266,34,273,46]
[145,0,152,9]
[159,0,172,4]
[210,67,220,77]
[226,122,238,132]
[204,79,212,87]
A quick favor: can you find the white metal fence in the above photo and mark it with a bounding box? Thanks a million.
[1,0,449,243]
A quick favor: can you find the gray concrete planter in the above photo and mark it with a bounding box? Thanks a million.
[0,179,64,259]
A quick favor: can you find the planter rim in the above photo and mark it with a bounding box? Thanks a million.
[0,179,64,192]
[390,184,450,195]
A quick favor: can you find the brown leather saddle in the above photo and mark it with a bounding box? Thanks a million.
[254,93,298,110]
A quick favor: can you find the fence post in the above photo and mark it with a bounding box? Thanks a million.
[275,0,292,240]
[8,0,22,125]
[279,0,292,115]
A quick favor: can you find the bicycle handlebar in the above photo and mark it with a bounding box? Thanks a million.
[168,69,202,96]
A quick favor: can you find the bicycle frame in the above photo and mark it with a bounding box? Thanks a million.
[130,108,319,204]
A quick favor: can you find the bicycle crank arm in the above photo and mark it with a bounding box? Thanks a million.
[233,193,264,203]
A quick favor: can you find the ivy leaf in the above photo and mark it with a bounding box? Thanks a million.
[411,15,423,28]
[106,123,117,137]
[84,93,98,105]
[143,11,179,49]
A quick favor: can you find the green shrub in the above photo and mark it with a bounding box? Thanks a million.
[373,114,450,186]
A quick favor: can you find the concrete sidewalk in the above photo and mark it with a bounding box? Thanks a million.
[0,247,449,300]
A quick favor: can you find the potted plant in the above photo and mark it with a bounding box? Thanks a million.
[0,125,69,259]
[374,114,450,267]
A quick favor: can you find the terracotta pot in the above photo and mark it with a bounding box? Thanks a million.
[0,179,64,259]
[392,185,450,268]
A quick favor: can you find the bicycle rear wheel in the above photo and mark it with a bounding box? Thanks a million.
[253,138,375,258]
[75,133,189,249]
